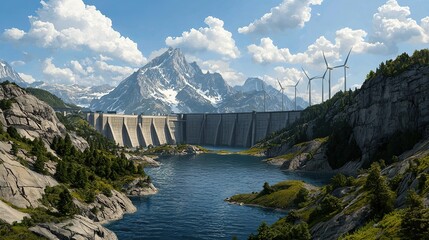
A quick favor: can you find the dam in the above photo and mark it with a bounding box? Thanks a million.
[86,111,301,148]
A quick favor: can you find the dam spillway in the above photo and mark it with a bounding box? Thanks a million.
[87,111,301,148]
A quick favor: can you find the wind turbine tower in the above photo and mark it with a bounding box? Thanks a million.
[277,78,285,111]
[334,48,352,92]
[302,68,320,107]
[261,81,266,112]
[285,79,300,111]
[323,52,334,99]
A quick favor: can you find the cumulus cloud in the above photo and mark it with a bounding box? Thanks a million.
[3,0,146,66]
[238,0,323,34]
[247,28,385,65]
[192,58,245,86]
[18,73,36,83]
[372,0,429,47]
[2,28,26,40]
[166,16,240,59]
[94,60,135,76]
[43,58,76,84]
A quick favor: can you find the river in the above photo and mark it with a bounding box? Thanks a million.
[106,153,331,239]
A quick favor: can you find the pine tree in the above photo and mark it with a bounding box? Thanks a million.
[400,190,429,239]
[58,189,76,216]
[365,163,396,219]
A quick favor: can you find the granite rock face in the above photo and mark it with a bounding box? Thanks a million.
[0,145,58,208]
[0,199,29,224]
[30,215,117,240]
[347,65,429,164]
[75,190,137,224]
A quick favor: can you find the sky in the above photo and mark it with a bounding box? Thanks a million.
[0,0,428,104]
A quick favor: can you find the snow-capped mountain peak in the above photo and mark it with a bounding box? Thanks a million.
[0,60,27,87]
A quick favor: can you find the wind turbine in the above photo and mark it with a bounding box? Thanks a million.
[277,78,285,111]
[285,79,300,111]
[302,68,320,107]
[261,81,266,112]
[323,52,334,99]
[334,48,352,92]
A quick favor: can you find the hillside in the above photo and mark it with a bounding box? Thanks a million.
[238,49,429,239]
[0,82,155,239]
[26,87,80,110]
[253,49,429,173]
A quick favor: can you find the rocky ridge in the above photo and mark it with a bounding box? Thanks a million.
[0,82,144,239]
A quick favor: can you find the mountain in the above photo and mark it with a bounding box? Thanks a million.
[0,60,28,87]
[91,48,305,114]
[30,82,114,108]
[26,87,80,110]
[91,48,233,114]
[227,77,307,112]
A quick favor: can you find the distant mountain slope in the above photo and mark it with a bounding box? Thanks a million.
[0,60,28,87]
[30,82,114,108]
[91,48,307,114]
[26,87,80,110]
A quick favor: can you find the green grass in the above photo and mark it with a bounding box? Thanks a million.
[238,147,266,156]
[340,210,403,240]
[229,180,308,209]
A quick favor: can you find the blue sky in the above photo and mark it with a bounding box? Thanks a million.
[1,0,428,104]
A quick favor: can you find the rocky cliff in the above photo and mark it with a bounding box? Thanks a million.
[259,50,429,172]
[0,82,141,239]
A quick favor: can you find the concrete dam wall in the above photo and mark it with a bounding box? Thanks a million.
[87,113,182,147]
[87,111,301,148]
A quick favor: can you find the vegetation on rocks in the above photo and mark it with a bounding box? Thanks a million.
[228,180,311,209]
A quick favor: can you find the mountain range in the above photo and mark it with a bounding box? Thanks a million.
[90,48,307,114]
[1,49,307,114]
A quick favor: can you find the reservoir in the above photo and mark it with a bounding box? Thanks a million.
[106,153,330,239]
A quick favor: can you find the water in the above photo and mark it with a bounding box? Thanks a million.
[106,153,331,240]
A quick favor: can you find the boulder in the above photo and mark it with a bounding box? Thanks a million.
[123,177,158,196]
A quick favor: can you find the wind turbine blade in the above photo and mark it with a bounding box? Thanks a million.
[277,78,283,89]
[323,52,329,68]
[333,65,343,69]
[296,79,300,87]
[344,48,352,65]
[322,69,328,79]
[301,67,310,80]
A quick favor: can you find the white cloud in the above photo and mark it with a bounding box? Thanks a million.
[148,48,169,61]
[247,28,385,65]
[70,60,87,76]
[195,58,245,86]
[166,16,240,59]
[94,60,135,76]
[42,58,76,84]
[18,73,36,83]
[372,0,429,48]
[3,0,146,66]
[11,61,26,67]
[274,67,304,84]
[2,28,26,40]
[238,0,323,34]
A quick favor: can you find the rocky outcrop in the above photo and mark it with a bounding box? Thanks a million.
[0,145,58,208]
[311,205,370,240]
[347,65,429,164]
[126,154,160,167]
[30,215,117,240]
[75,190,136,224]
[0,83,88,150]
[123,176,158,196]
[0,199,29,224]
